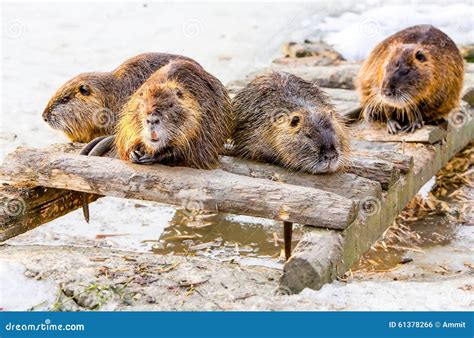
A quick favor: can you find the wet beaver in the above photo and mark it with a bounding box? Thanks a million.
[357,25,464,134]
[114,59,233,168]
[231,72,349,173]
[42,53,196,142]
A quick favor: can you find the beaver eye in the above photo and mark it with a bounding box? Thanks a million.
[168,102,174,108]
[79,84,91,96]
[290,116,300,127]
[415,51,426,62]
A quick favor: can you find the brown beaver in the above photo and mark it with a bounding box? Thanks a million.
[357,25,464,134]
[231,72,350,173]
[114,59,233,168]
[42,53,196,142]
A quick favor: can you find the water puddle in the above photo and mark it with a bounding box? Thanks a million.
[151,210,302,265]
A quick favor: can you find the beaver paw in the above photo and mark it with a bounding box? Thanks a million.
[130,150,157,165]
[387,119,403,134]
[400,120,424,133]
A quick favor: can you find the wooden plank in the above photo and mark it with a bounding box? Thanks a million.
[351,150,413,174]
[347,156,400,190]
[280,108,474,293]
[0,147,359,229]
[280,230,343,291]
[0,184,99,242]
[351,121,447,144]
[271,62,360,89]
[219,156,381,201]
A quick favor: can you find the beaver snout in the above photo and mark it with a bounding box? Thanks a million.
[321,150,338,162]
[319,142,339,163]
[382,86,396,97]
[145,114,161,126]
[42,107,51,122]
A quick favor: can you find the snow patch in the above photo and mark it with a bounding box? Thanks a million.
[315,4,474,61]
[0,260,57,311]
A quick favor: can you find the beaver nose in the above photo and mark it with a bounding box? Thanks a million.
[146,115,161,125]
[322,152,337,162]
[321,144,338,162]
[383,85,396,97]
[42,110,49,122]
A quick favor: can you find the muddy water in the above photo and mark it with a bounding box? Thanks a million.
[151,210,303,263]
[353,186,472,273]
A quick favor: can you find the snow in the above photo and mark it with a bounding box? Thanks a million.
[314,3,474,61]
[0,260,57,311]
[297,277,474,311]
[7,197,176,253]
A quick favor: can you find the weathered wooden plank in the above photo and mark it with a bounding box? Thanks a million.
[351,121,447,144]
[347,156,400,190]
[280,230,343,291]
[0,147,359,229]
[271,62,360,89]
[219,156,381,201]
[351,150,413,174]
[0,184,99,242]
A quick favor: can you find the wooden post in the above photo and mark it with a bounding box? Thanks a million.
[283,221,293,260]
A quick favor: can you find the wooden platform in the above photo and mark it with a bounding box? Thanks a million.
[1,62,473,293]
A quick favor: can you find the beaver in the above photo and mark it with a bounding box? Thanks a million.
[231,72,350,174]
[113,58,233,168]
[42,53,196,142]
[357,25,464,134]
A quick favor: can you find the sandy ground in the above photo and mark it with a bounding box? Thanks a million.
[1,1,473,311]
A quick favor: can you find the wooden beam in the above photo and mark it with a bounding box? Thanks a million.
[351,122,447,144]
[347,156,400,190]
[271,63,360,90]
[351,150,413,174]
[219,156,381,201]
[0,184,99,242]
[0,147,359,230]
[283,221,293,260]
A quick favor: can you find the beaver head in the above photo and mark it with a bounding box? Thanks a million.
[138,82,199,153]
[271,107,349,174]
[42,73,117,142]
[380,44,432,109]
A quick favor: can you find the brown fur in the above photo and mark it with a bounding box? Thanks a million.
[42,53,197,142]
[357,25,464,132]
[115,59,233,169]
[231,72,350,174]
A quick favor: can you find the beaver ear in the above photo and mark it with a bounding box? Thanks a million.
[175,88,184,98]
[79,84,91,96]
[289,115,301,128]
